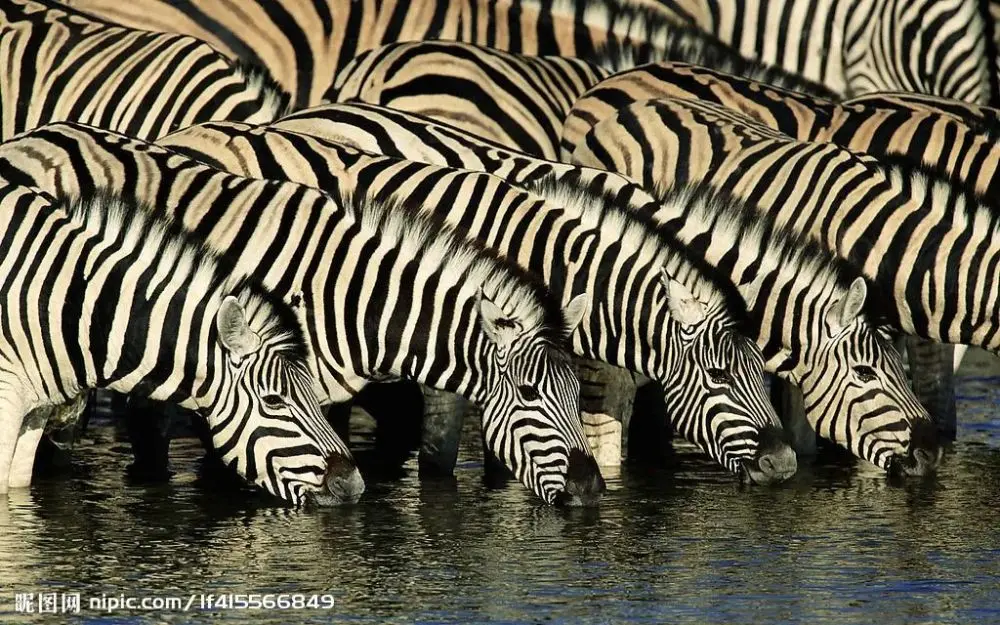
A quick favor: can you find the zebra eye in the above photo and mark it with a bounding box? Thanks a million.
[707,368,733,385]
[518,385,541,402]
[853,366,878,382]
[262,394,286,409]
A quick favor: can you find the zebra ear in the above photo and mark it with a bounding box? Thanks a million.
[217,296,263,360]
[479,290,522,349]
[660,267,706,327]
[562,293,589,335]
[829,277,867,329]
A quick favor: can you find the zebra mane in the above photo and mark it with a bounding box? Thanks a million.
[519,176,752,330]
[232,59,294,118]
[648,180,897,329]
[66,189,310,366]
[339,189,573,346]
[542,0,837,99]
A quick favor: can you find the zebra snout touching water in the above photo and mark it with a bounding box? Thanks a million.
[0,185,361,505]
[796,309,940,477]
[155,120,793,484]
[473,298,604,506]
[0,121,599,505]
[674,330,798,485]
[658,307,796,484]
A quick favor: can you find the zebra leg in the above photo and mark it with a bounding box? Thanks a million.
[124,395,173,482]
[906,338,957,440]
[0,394,30,495]
[628,378,674,466]
[574,358,633,468]
[21,394,87,481]
[8,408,49,489]
[355,380,424,472]
[418,386,470,476]
[770,377,817,456]
[954,345,969,371]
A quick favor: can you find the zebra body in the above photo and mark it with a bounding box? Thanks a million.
[158,120,794,482]
[0,183,359,504]
[0,122,601,505]
[268,102,934,475]
[631,0,991,101]
[0,0,289,141]
[329,40,610,159]
[328,38,833,159]
[561,62,1000,199]
[569,96,998,409]
[62,0,833,109]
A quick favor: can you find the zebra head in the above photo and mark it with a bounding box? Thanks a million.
[656,270,796,484]
[845,0,990,103]
[790,278,940,476]
[207,294,364,506]
[475,290,605,506]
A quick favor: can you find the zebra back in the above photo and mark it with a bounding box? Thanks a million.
[629,0,991,102]
[0,0,289,141]
[562,61,1000,199]
[328,40,611,159]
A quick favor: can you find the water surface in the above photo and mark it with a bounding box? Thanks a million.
[1,365,999,624]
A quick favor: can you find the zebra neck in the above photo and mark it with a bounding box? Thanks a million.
[75,232,222,411]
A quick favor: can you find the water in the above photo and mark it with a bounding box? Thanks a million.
[2,366,1000,624]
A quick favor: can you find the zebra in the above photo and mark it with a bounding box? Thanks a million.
[328,40,610,159]
[0,122,603,506]
[629,0,992,102]
[567,95,999,441]
[267,102,936,475]
[0,182,362,505]
[560,61,1000,199]
[558,61,1000,417]
[0,0,290,142]
[157,120,796,483]
[326,39,831,160]
[61,0,834,109]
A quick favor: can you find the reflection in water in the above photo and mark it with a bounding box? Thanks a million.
[0,376,999,624]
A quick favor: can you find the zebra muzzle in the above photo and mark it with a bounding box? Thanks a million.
[740,426,798,485]
[309,452,366,505]
[554,448,606,507]
[888,419,942,478]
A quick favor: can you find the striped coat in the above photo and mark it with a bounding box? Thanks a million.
[62,0,832,108]
[560,62,1000,199]
[265,102,935,475]
[570,96,1000,374]
[0,183,359,505]
[1,0,289,141]
[0,121,601,504]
